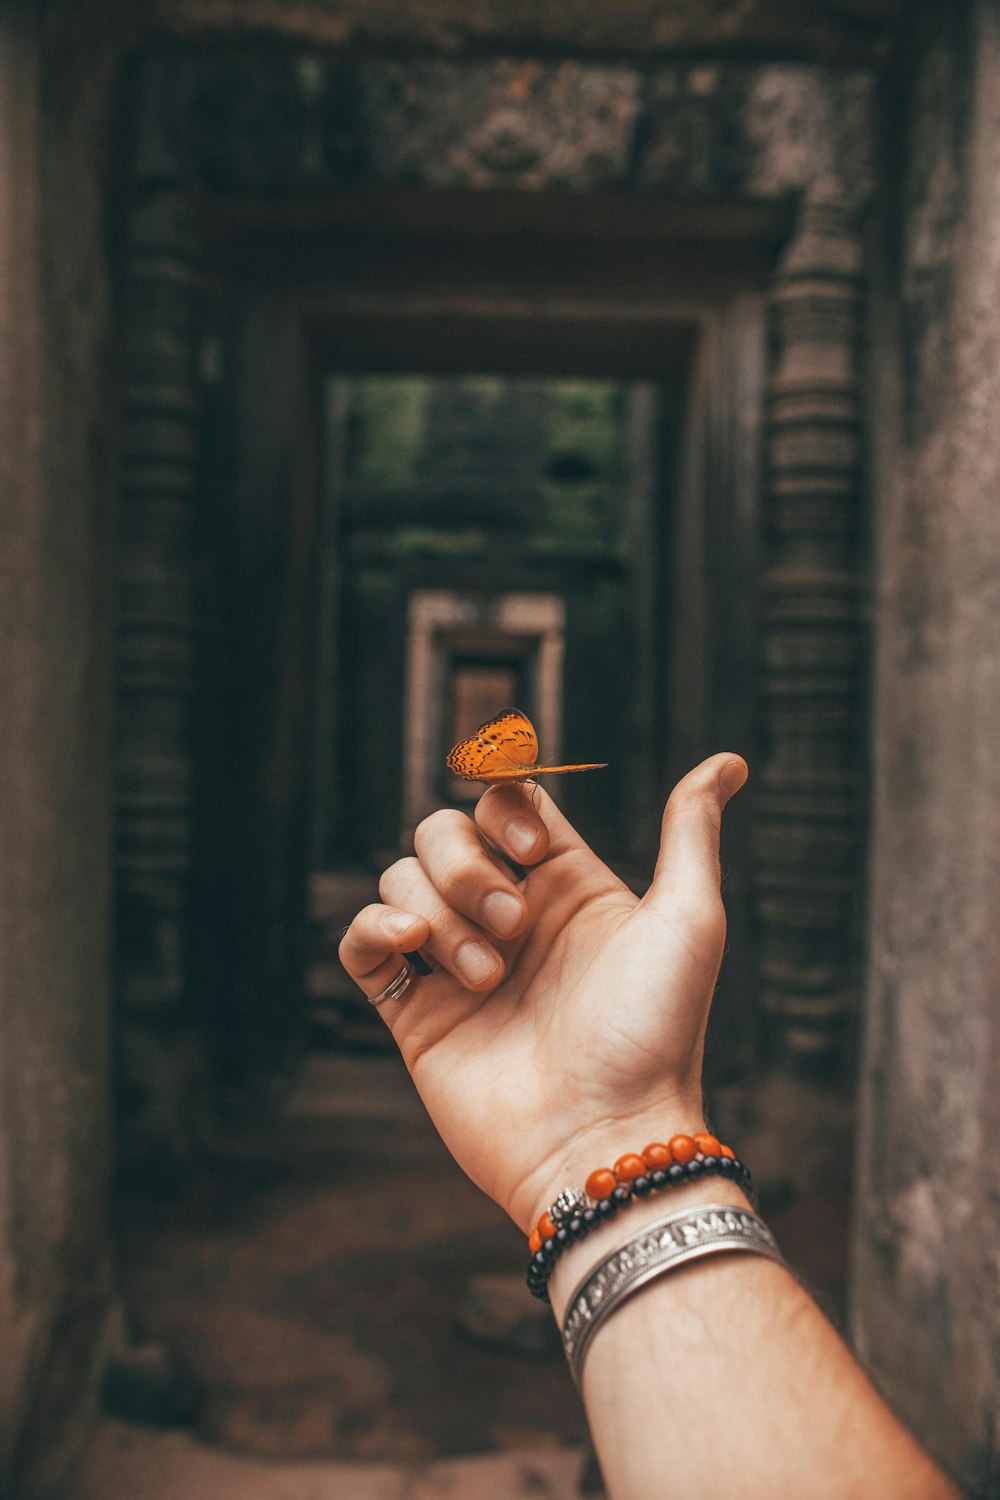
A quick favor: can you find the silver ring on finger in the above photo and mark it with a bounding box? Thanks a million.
[368,960,415,1008]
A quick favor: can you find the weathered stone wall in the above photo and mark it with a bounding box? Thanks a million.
[1,0,984,1489]
[854,1,1000,1491]
[150,0,902,64]
[0,3,126,1492]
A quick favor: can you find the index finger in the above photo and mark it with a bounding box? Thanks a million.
[474,780,597,867]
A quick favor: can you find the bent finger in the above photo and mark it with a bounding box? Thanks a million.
[414,808,528,940]
[475,779,605,870]
[379,857,506,992]
[339,903,431,1001]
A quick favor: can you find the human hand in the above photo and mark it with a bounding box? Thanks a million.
[339,753,748,1235]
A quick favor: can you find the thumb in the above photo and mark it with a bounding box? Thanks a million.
[646,753,748,912]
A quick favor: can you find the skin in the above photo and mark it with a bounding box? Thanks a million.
[340,755,959,1500]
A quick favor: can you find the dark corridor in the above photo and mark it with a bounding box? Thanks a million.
[109,46,860,1488]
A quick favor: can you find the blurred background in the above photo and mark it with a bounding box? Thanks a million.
[2,1,998,1496]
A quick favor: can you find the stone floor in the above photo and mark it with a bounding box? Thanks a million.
[72,1048,598,1498]
[76,1424,595,1499]
[69,1042,852,1500]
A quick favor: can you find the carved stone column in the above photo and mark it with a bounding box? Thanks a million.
[755,187,866,1059]
[114,184,202,1164]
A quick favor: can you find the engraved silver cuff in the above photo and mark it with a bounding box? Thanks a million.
[561,1202,785,1389]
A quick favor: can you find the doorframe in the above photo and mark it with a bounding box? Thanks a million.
[211,261,767,1084]
[113,50,871,1153]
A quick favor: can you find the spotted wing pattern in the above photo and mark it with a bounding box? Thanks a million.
[446,708,607,783]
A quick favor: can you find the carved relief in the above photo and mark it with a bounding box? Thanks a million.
[114,184,203,1160]
[134,53,873,203]
[363,62,640,190]
[756,187,866,1056]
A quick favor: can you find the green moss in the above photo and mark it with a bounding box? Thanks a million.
[459,375,506,411]
[347,376,431,490]
[547,380,622,476]
[333,374,629,557]
[384,527,490,556]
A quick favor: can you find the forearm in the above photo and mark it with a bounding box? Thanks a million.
[548,1181,958,1500]
[344,764,957,1497]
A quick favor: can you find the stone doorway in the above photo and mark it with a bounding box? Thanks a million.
[108,43,871,1468]
[116,137,809,1149]
[303,313,763,1056]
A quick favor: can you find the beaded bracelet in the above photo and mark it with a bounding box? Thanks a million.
[525,1132,754,1303]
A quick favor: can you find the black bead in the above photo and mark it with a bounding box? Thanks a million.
[650,1169,668,1189]
[542,1237,557,1258]
[531,1250,548,1273]
[718,1155,734,1175]
[582,1207,599,1228]
[701,1155,719,1173]
[555,1226,571,1247]
[685,1158,704,1179]
[667,1164,685,1185]
[612,1185,632,1206]
[632,1175,652,1196]
[597,1197,617,1219]
[567,1216,586,1238]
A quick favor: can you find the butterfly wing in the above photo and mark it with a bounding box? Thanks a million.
[447,709,606,783]
[446,708,539,780]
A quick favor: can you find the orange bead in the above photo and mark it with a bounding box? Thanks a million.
[613,1153,647,1181]
[641,1142,673,1170]
[538,1211,556,1241]
[668,1133,698,1165]
[528,1229,542,1254]
[694,1132,722,1157]
[585,1167,618,1200]
[720,1144,735,1160]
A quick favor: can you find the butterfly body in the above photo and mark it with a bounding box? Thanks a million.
[446,708,607,784]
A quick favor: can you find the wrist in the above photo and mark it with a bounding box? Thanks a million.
[517,1103,709,1234]
[517,1109,754,1308]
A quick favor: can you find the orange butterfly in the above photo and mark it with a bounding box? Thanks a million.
[446,708,607,783]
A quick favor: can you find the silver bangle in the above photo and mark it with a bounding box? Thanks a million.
[561,1202,785,1388]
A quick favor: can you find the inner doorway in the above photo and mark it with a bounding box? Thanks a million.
[309,369,683,1041]
[200,189,768,1095]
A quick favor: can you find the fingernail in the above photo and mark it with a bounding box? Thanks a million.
[505,818,540,860]
[481,890,523,938]
[456,940,501,985]
[720,760,748,800]
[384,911,415,938]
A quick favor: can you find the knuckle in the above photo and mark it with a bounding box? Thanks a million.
[689,893,727,950]
[378,857,419,901]
[435,850,482,900]
[351,902,385,932]
[415,807,468,846]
